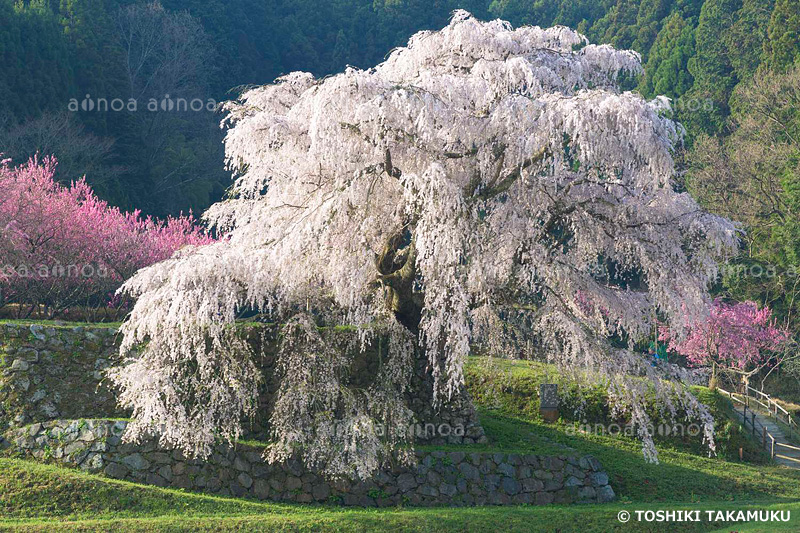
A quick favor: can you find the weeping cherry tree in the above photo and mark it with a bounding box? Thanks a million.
[109,11,739,479]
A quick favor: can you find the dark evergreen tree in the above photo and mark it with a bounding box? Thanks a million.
[639,12,695,99]
[763,0,800,71]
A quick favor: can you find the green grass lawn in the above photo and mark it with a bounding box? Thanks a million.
[465,357,772,461]
[0,458,798,532]
[476,410,800,503]
[3,356,800,531]
[461,357,800,504]
[0,319,122,329]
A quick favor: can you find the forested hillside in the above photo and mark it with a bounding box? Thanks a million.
[2,0,800,335]
[2,0,797,211]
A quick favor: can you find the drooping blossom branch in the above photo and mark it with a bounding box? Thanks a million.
[111,11,739,476]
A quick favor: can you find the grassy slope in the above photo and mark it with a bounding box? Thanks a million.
[0,458,798,532]
[466,357,771,462]
[0,319,122,329]
[477,410,800,503]
[3,357,800,531]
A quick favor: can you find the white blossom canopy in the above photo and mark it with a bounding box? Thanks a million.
[110,11,739,478]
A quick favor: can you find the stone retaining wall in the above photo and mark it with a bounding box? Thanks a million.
[9,419,615,507]
[0,323,122,432]
[0,322,485,445]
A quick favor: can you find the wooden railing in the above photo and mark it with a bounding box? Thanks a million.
[718,386,800,466]
[743,385,799,441]
[720,387,776,458]
[774,442,800,466]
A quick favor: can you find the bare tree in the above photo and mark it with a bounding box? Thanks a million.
[116,1,213,103]
[115,1,221,211]
[0,111,123,192]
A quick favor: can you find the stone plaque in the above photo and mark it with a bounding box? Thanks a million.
[539,383,559,423]
[540,384,559,409]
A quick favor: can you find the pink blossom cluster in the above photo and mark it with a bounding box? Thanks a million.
[660,299,789,371]
[0,156,213,315]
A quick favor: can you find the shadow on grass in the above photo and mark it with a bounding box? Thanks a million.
[477,410,800,504]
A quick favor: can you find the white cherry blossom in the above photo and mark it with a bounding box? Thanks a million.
[110,11,738,477]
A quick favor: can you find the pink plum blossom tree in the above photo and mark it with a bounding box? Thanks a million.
[109,12,739,478]
[661,300,791,391]
[0,156,212,317]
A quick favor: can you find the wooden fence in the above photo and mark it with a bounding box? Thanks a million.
[718,386,800,465]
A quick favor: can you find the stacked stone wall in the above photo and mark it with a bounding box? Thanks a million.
[0,322,485,444]
[10,419,615,506]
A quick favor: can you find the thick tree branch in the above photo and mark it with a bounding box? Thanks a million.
[374,226,422,332]
[467,147,548,203]
[384,148,402,179]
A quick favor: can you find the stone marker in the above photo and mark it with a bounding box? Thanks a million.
[539,383,559,423]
